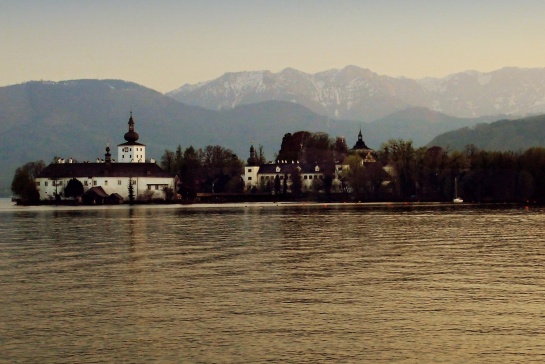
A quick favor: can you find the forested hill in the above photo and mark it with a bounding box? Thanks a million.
[427,114,545,151]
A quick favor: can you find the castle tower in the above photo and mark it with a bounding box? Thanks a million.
[243,144,261,190]
[118,112,146,163]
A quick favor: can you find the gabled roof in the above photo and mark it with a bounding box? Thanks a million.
[84,186,109,198]
[37,162,173,179]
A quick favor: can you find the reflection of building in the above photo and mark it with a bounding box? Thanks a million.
[35,113,174,201]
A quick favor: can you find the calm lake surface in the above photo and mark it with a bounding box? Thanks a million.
[2,199,545,363]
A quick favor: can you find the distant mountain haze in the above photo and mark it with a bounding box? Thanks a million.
[167,66,545,121]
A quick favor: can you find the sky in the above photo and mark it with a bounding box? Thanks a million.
[3,0,545,93]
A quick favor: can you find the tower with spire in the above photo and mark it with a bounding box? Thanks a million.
[243,144,261,190]
[118,112,146,163]
[350,127,376,163]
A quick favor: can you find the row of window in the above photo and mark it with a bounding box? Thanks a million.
[122,147,144,152]
[258,174,322,181]
[147,184,167,190]
[37,179,136,187]
[121,155,143,160]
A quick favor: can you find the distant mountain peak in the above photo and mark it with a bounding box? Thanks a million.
[167,66,545,122]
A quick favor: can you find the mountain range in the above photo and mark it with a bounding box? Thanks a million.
[167,66,545,122]
[3,65,545,196]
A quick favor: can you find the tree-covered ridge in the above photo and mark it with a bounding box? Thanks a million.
[428,114,545,152]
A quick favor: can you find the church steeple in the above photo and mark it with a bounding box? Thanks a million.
[353,126,369,150]
[105,144,111,164]
[247,144,258,166]
[124,111,140,143]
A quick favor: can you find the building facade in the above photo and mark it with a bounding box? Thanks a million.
[35,113,175,202]
[242,145,348,193]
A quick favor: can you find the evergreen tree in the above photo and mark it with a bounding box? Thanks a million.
[290,168,303,196]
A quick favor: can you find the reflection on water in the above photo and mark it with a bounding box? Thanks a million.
[2,200,545,362]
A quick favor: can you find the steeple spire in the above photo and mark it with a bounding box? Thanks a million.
[124,111,139,143]
[247,144,258,166]
[105,144,111,163]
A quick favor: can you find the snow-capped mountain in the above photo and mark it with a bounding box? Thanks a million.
[167,66,545,121]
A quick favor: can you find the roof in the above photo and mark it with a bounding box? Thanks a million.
[37,162,173,179]
[84,186,109,198]
[117,141,146,146]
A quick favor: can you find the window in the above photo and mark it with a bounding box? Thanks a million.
[45,182,48,187]
[93,181,97,186]
[36,181,40,186]
[155,185,159,190]
[84,181,88,186]
[132,180,136,185]
[248,177,252,181]
[260,176,264,181]
[104,180,108,186]
[248,168,252,173]
[304,175,308,180]
[118,180,122,185]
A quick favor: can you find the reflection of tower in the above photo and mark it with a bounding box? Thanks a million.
[118,112,146,163]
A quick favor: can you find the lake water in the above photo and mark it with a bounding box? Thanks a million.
[2,199,545,363]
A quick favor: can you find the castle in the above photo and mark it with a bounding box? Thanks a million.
[242,128,376,193]
[35,113,175,203]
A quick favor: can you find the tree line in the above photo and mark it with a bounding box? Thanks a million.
[12,131,545,204]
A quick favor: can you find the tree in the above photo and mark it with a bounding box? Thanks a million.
[64,178,84,199]
[11,160,45,203]
[274,174,281,195]
[290,167,303,196]
[277,131,311,162]
[257,145,267,164]
[160,149,176,174]
[381,139,418,200]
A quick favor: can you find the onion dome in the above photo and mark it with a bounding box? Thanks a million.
[124,111,140,143]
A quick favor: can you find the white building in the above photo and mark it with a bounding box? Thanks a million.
[35,113,175,202]
[242,145,347,192]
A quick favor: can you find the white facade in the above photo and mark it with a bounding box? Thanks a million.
[243,162,348,192]
[36,173,173,201]
[118,145,146,163]
[243,165,260,190]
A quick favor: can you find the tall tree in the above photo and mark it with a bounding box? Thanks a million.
[160,149,176,175]
[290,167,303,196]
[11,160,45,203]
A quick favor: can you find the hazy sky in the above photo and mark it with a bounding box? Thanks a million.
[3,0,545,92]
